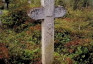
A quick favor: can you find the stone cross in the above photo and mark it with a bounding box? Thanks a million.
[28,0,66,64]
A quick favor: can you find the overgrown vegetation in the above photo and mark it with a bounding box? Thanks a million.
[0,0,93,64]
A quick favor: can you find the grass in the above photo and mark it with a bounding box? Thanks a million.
[0,1,93,64]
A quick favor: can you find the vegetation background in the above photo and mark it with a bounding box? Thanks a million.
[0,0,93,64]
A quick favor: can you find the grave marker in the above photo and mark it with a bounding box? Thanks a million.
[28,0,66,64]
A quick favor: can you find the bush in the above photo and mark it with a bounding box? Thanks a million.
[55,0,92,10]
[1,0,31,32]
[0,29,41,64]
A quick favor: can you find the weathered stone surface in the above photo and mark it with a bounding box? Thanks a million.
[28,6,66,20]
[55,6,66,18]
[28,7,44,20]
[42,17,54,64]
[41,0,54,64]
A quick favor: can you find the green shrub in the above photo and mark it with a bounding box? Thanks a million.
[54,29,71,53]
[0,28,41,64]
[1,0,31,32]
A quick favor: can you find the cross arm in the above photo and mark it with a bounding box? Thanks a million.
[28,6,66,20]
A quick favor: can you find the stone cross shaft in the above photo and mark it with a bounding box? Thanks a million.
[41,0,54,64]
[28,0,66,64]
